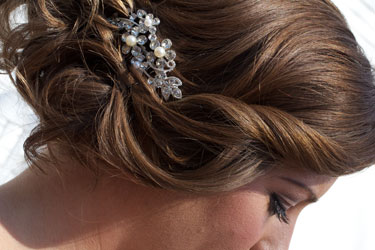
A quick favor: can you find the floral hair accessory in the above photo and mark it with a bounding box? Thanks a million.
[107,8,183,101]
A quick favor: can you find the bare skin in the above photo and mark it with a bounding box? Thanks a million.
[0,154,336,250]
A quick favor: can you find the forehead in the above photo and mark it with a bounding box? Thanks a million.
[262,166,337,198]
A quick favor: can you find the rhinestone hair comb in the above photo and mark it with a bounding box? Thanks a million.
[107,8,183,101]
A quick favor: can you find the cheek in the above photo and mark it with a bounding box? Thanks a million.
[203,192,268,249]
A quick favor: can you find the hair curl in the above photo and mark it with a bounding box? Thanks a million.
[1,0,375,193]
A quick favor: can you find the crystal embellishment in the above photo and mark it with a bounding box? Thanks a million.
[161,39,172,49]
[165,50,176,61]
[121,45,131,54]
[107,8,183,101]
[137,9,147,18]
[137,35,148,45]
[150,40,160,50]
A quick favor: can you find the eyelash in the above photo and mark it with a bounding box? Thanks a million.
[269,192,290,224]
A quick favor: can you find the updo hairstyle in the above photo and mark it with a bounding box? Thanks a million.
[1,0,375,192]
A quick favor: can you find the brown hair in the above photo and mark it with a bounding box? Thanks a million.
[1,0,375,192]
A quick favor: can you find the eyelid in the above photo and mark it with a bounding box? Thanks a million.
[277,194,299,208]
[279,177,318,203]
[275,193,295,210]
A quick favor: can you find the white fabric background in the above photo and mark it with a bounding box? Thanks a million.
[0,1,374,249]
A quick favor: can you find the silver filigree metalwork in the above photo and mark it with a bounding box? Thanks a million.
[107,8,183,101]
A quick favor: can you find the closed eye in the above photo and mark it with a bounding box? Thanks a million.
[268,192,289,224]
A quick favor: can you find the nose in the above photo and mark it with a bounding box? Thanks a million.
[250,218,297,250]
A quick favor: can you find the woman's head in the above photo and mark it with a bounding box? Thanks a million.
[1,0,375,249]
[1,0,374,193]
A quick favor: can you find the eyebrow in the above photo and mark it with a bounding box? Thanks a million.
[279,176,318,203]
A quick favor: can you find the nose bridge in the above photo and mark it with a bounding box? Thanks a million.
[251,219,297,250]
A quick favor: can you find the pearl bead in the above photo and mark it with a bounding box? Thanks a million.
[154,46,166,58]
[125,35,137,47]
[144,17,153,27]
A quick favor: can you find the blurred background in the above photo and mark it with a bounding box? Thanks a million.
[0,0,374,249]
